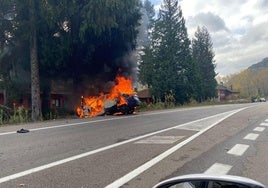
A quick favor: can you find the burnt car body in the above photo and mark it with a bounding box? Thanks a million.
[104,95,141,115]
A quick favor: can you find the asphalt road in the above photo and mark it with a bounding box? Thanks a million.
[0,103,267,188]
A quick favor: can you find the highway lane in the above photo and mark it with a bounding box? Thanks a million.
[0,103,264,187]
[124,102,268,188]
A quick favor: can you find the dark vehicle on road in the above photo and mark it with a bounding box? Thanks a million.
[104,94,141,115]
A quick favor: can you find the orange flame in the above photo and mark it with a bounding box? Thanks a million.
[76,75,134,118]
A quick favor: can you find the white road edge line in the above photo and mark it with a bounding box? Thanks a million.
[0,108,247,184]
[0,116,138,136]
[105,108,246,188]
[204,163,232,175]
[227,144,249,156]
[0,107,228,136]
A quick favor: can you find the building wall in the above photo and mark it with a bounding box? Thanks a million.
[50,94,65,108]
[0,93,3,105]
[217,89,226,101]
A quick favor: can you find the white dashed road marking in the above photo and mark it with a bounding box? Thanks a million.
[227,144,249,156]
[244,133,259,140]
[253,127,265,132]
[204,163,232,175]
[260,122,268,126]
[0,108,246,185]
[206,119,266,177]
[105,108,246,188]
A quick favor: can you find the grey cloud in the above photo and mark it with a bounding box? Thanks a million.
[216,0,245,9]
[255,0,268,9]
[242,23,268,45]
[211,32,232,48]
[187,12,229,32]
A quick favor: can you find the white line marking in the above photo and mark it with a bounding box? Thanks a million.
[105,108,246,188]
[0,105,254,136]
[204,163,232,175]
[0,110,190,136]
[244,133,259,140]
[227,144,249,156]
[0,107,235,136]
[260,122,268,126]
[0,131,17,136]
[265,119,268,122]
[0,117,131,136]
[0,108,247,185]
[253,127,265,132]
[176,114,226,131]
[135,136,184,144]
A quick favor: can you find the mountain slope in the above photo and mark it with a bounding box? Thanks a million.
[248,57,268,69]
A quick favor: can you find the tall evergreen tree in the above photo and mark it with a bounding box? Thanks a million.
[1,0,142,119]
[38,0,142,82]
[143,0,155,30]
[137,0,155,48]
[140,0,193,104]
[192,26,217,102]
[0,0,25,106]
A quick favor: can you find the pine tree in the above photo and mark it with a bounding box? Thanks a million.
[1,0,142,119]
[143,0,155,30]
[192,26,217,102]
[140,0,192,104]
[0,0,16,106]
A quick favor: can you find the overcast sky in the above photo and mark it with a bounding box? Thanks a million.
[151,0,268,76]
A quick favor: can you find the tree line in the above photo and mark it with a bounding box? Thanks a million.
[220,68,268,99]
[0,0,217,121]
[139,0,217,104]
[0,0,142,120]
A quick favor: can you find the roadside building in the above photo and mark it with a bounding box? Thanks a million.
[216,83,240,101]
[137,88,152,104]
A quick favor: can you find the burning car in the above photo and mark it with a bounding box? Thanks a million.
[77,93,140,117]
[104,94,141,115]
[76,76,140,118]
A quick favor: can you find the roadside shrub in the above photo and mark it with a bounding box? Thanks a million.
[11,106,30,124]
[0,105,12,125]
[164,90,176,108]
[43,107,73,120]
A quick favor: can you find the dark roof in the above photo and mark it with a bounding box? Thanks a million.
[216,84,239,93]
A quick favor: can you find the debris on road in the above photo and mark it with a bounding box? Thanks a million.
[17,128,30,133]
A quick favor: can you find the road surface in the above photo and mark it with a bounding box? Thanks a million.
[0,103,267,187]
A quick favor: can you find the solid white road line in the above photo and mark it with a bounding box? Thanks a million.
[253,127,265,132]
[0,109,198,136]
[0,117,132,136]
[265,119,268,122]
[244,133,259,140]
[260,122,268,126]
[0,107,239,136]
[0,109,193,136]
[0,131,17,136]
[105,108,246,188]
[204,163,232,175]
[0,108,247,185]
[227,144,249,156]
[1,108,218,137]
